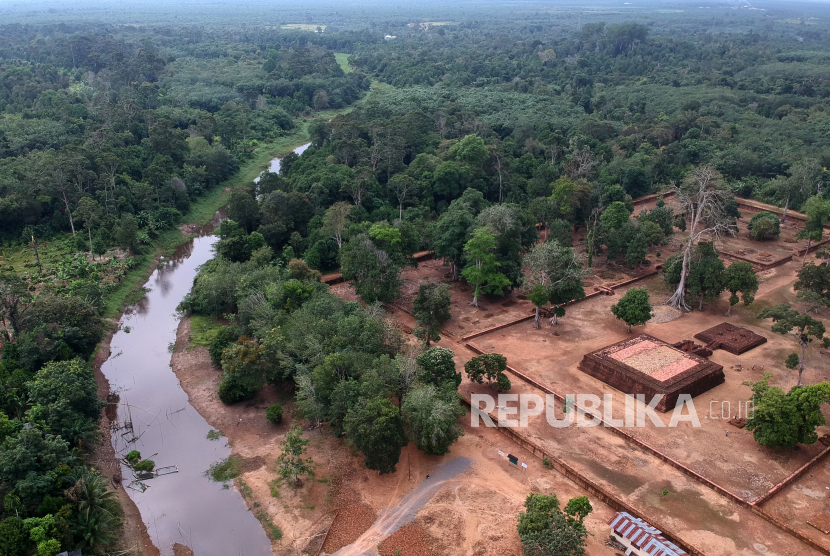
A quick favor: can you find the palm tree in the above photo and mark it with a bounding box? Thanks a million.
[64,468,121,553]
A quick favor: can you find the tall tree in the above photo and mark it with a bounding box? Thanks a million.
[433,205,475,281]
[599,201,632,229]
[798,195,830,266]
[402,384,466,456]
[416,347,461,389]
[743,374,830,449]
[523,240,587,326]
[795,251,830,310]
[412,283,452,346]
[387,174,418,220]
[517,493,590,556]
[722,262,759,316]
[666,165,735,310]
[464,353,508,386]
[758,304,830,386]
[0,272,31,337]
[686,242,725,311]
[37,151,78,237]
[74,197,103,255]
[340,233,403,304]
[462,228,511,308]
[323,201,352,249]
[227,189,260,233]
[344,397,407,474]
[778,159,820,223]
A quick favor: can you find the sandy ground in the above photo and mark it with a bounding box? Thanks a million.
[169,318,625,556]
[431,255,830,555]
[130,198,830,556]
[470,267,830,500]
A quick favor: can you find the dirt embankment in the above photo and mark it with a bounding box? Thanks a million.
[168,315,620,556]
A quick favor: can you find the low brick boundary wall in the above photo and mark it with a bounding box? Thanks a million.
[459,395,706,556]
[631,189,676,206]
[720,237,830,273]
[463,341,830,555]
[460,268,661,342]
[754,445,830,506]
[321,251,434,285]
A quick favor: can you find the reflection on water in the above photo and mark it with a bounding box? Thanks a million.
[101,209,272,556]
[253,143,310,183]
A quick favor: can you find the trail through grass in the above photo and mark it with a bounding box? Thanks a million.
[335,52,352,73]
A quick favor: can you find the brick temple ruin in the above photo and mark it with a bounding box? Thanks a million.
[694,322,768,355]
[578,334,725,412]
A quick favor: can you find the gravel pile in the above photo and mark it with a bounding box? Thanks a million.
[378,523,434,556]
[648,305,682,324]
[321,503,376,553]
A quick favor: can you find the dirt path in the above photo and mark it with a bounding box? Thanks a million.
[331,458,472,556]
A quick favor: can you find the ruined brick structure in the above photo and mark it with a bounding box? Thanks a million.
[578,334,725,412]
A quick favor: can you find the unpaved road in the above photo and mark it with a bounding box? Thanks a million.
[332,457,472,556]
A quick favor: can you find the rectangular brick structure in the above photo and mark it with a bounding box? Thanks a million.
[694,322,767,355]
[578,334,725,412]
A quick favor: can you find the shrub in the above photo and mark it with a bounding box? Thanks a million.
[209,325,241,366]
[134,459,155,472]
[125,450,141,464]
[217,373,257,404]
[748,212,780,240]
[206,456,242,483]
[266,403,284,424]
[496,373,511,391]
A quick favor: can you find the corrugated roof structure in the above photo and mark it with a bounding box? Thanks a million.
[608,512,688,556]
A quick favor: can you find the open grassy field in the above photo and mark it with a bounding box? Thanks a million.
[334,52,352,73]
[281,23,326,32]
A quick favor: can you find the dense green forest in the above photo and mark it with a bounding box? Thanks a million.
[3,0,830,553]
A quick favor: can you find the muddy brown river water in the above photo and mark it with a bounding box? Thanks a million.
[101,145,310,556]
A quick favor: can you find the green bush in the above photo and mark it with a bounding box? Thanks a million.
[266,403,284,424]
[496,373,511,391]
[125,450,141,464]
[748,212,780,240]
[217,373,257,405]
[206,456,242,483]
[209,326,241,366]
[134,459,155,472]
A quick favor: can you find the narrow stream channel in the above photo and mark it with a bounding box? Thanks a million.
[101,144,310,556]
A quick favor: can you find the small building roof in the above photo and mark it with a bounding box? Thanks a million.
[608,512,688,556]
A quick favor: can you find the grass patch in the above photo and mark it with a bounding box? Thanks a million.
[190,314,223,347]
[205,456,243,483]
[206,429,224,441]
[334,52,352,73]
[0,234,76,274]
[238,478,253,498]
[256,510,283,541]
[269,478,281,498]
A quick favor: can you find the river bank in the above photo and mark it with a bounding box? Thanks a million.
[90,136,317,555]
[166,316,618,556]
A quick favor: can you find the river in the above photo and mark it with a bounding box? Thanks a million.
[101,144,310,556]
